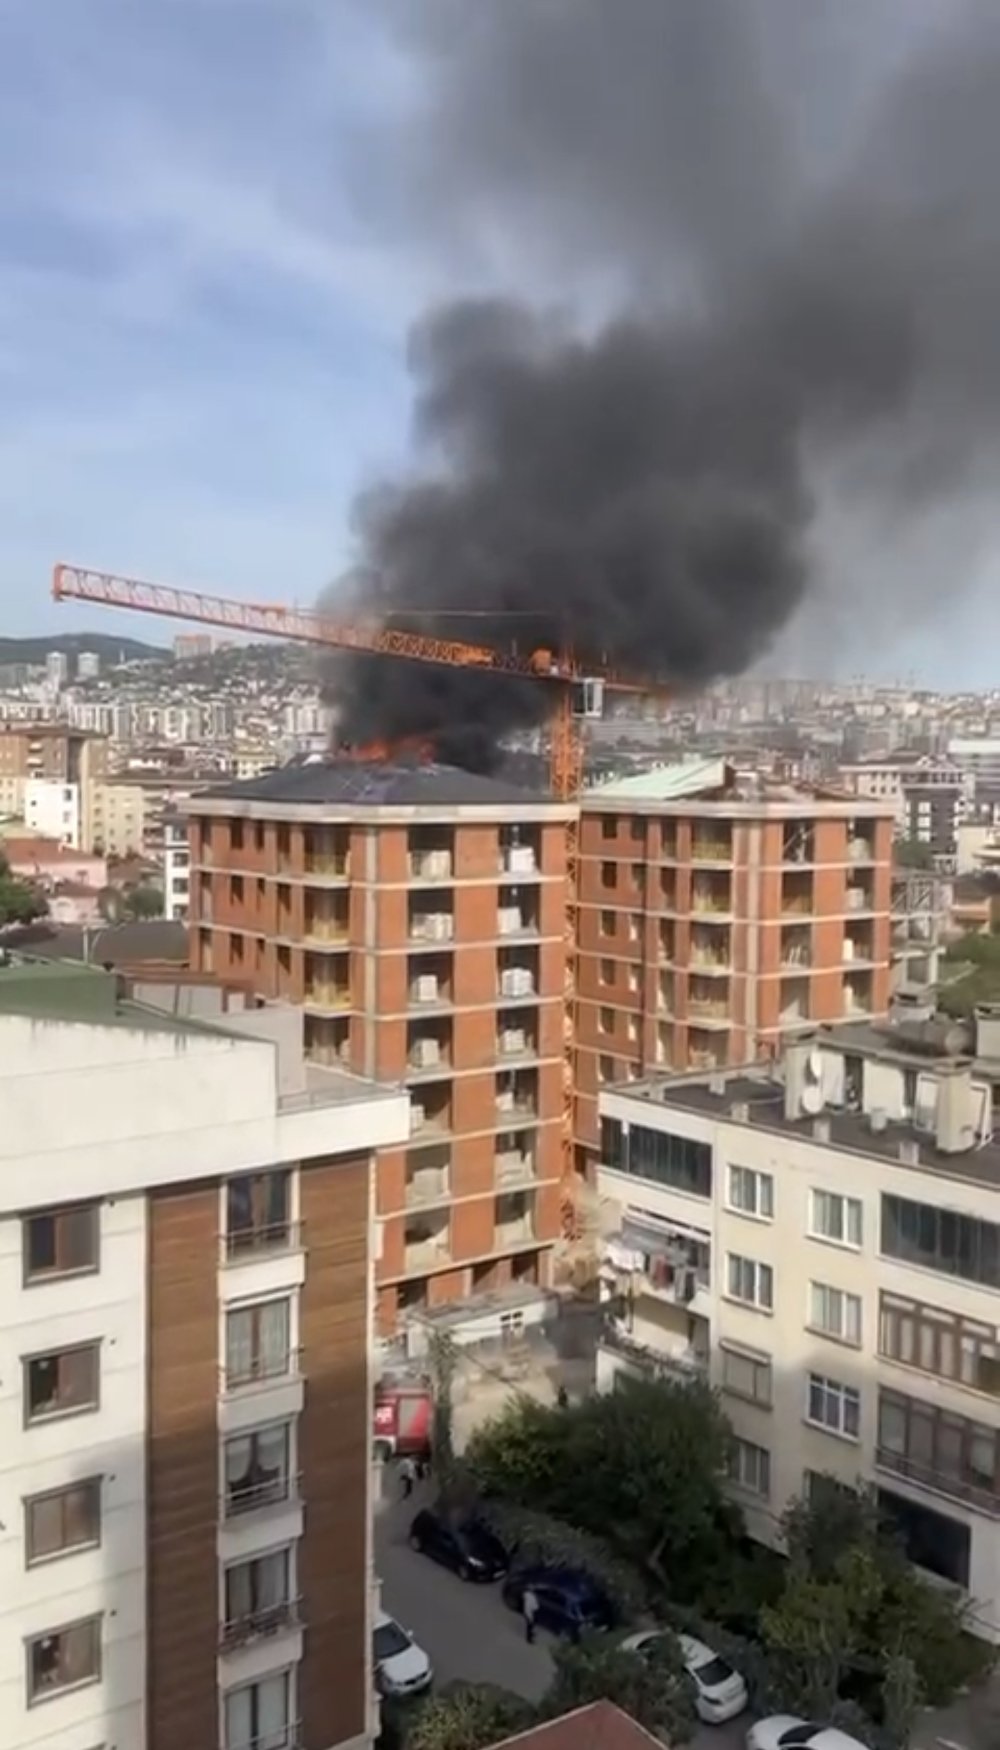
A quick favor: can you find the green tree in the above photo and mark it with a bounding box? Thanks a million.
[466,1374,732,1588]
[893,839,936,871]
[426,1330,459,1489]
[404,1683,532,1750]
[122,885,164,921]
[782,1477,883,1582]
[544,1633,696,1743]
[0,854,43,926]
[760,1546,882,1716]
[882,1653,923,1750]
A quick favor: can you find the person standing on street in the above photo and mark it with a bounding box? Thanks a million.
[523,1585,539,1644]
[399,1455,416,1499]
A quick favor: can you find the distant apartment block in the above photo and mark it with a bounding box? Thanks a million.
[162,810,191,921]
[575,760,895,1169]
[0,957,407,1750]
[597,1009,1000,1641]
[184,761,574,1335]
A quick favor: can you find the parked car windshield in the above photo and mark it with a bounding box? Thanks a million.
[694,1655,734,1687]
[374,1622,411,1661]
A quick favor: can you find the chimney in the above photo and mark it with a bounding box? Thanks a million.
[935,1068,977,1156]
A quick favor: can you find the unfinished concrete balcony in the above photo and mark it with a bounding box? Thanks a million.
[500,827,540,876]
[780,924,812,969]
[496,1013,538,1061]
[843,968,874,1019]
[493,1189,536,1249]
[690,871,732,917]
[657,973,675,1016]
[655,1021,674,1066]
[404,1146,450,1210]
[687,976,731,1026]
[409,893,455,943]
[408,827,454,882]
[779,975,811,1027]
[781,870,814,917]
[497,884,540,937]
[303,827,349,881]
[304,1014,350,1068]
[409,1083,452,1138]
[494,1133,536,1189]
[659,825,678,861]
[304,958,352,1011]
[498,948,538,1001]
[659,873,678,912]
[689,924,731,972]
[496,1069,537,1121]
[691,826,733,863]
[846,879,876,914]
[848,827,875,864]
[407,1020,452,1078]
[404,1212,451,1273]
[303,894,349,944]
[782,821,815,865]
[688,1030,725,1071]
[843,926,875,966]
[408,954,453,1008]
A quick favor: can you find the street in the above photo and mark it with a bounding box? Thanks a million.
[374,1476,747,1750]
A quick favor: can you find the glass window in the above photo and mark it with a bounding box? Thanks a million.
[720,1344,772,1406]
[226,1300,292,1388]
[877,1488,971,1588]
[25,1480,101,1565]
[626,1126,713,1198]
[728,1166,774,1220]
[24,1344,100,1424]
[726,1253,773,1310]
[226,1172,292,1259]
[600,1116,625,1170]
[27,1618,101,1704]
[809,1282,862,1345]
[877,1388,1000,1509]
[807,1373,861,1439]
[809,1189,862,1248]
[225,1670,292,1750]
[728,1437,770,1498]
[23,1206,99,1282]
[224,1550,292,1645]
[879,1291,1000,1394]
[881,1194,1000,1289]
[224,1423,292,1518]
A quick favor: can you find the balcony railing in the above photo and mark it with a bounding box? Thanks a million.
[223,1469,300,1521]
[222,1219,303,1266]
[691,839,733,862]
[495,1151,535,1187]
[875,1447,1000,1519]
[600,1317,709,1381]
[226,1721,302,1750]
[219,1598,303,1653]
[222,1347,301,1395]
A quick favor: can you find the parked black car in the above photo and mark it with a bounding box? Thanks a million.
[501,1564,617,1639]
[409,1508,509,1581]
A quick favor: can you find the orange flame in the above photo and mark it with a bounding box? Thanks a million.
[336,736,435,764]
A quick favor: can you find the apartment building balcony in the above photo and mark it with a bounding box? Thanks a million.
[222,1336,300,1399]
[688,1031,725,1070]
[687,978,731,1026]
[659,925,675,961]
[304,829,350,881]
[782,822,815,865]
[500,831,540,876]
[304,981,351,1012]
[781,871,814,916]
[780,925,812,970]
[689,926,731,972]
[497,1016,537,1060]
[494,1189,535,1248]
[222,1426,299,1522]
[843,969,874,1018]
[222,1171,301,1267]
[597,1315,709,1392]
[604,1215,711,1312]
[690,873,732,916]
[779,975,811,1026]
[409,848,453,881]
[220,1596,303,1655]
[408,955,453,1008]
[498,889,540,936]
[409,1086,452,1138]
[404,1148,450,1209]
[495,1150,535,1190]
[847,882,876,914]
[848,831,875,864]
[407,1024,453,1077]
[302,915,348,946]
[409,900,454,943]
[691,830,733,863]
[496,1067,537,1117]
[844,928,875,965]
[498,957,537,1000]
[404,1213,451,1272]
[659,877,678,913]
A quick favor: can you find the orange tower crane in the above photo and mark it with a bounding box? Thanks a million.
[53,562,667,1238]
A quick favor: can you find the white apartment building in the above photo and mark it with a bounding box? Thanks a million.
[597,1011,1000,1640]
[0,958,408,1750]
[24,778,81,847]
[162,811,190,920]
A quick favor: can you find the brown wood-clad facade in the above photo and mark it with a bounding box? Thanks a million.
[298,1155,371,1750]
[147,1181,220,1750]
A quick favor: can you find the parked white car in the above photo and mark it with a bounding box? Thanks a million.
[373,1608,433,1698]
[622,1628,748,1724]
[748,1717,868,1750]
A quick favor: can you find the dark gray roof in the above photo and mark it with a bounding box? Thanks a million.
[199,759,553,809]
[3,919,188,966]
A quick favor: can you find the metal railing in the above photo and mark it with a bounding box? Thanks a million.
[875,1447,1000,1518]
[219,1597,303,1653]
[223,1469,301,1521]
[222,1219,303,1265]
[225,1720,302,1750]
[222,1346,302,1394]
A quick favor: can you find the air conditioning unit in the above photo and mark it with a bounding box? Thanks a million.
[500,1028,526,1055]
[506,846,536,873]
[415,974,438,1002]
[498,906,523,935]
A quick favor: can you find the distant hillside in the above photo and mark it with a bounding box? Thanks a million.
[0,631,167,666]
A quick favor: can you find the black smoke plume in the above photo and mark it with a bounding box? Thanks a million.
[326,1,1000,770]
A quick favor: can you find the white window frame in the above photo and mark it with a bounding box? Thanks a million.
[728,1436,770,1498]
[806,1372,861,1441]
[725,1252,774,1312]
[726,1165,774,1221]
[809,1188,863,1249]
[222,1664,297,1750]
[720,1343,772,1407]
[808,1281,863,1347]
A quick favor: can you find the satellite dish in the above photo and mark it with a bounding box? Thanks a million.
[807,1047,823,1080]
[802,1082,824,1115]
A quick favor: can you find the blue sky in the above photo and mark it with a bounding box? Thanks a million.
[0,0,996,684]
